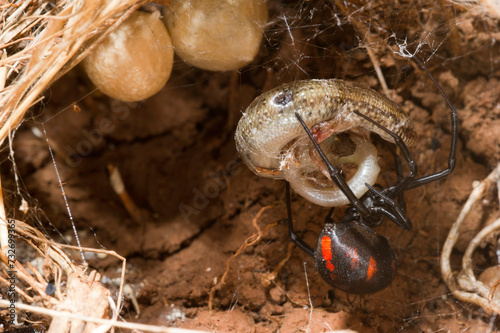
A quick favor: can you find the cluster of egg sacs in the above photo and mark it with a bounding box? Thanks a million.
[83,0,268,102]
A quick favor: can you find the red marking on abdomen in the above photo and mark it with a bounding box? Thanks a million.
[325,262,335,272]
[346,247,359,269]
[366,256,378,281]
[321,236,335,272]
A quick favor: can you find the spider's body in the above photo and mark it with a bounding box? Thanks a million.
[315,220,397,294]
[286,56,458,293]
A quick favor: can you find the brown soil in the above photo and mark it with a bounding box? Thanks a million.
[5,0,500,332]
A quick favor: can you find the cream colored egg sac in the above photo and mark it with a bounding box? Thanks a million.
[83,11,174,102]
[164,0,268,71]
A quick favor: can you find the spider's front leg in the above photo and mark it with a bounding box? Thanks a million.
[293,112,373,220]
[294,111,411,229]
[364,184,412,230]
[285,182,315,258]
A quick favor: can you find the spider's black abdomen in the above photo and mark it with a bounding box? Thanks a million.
[314,221,397,294]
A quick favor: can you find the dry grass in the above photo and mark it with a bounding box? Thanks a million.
[1,0,499,331]
[0,0,149,146]
[0,1,203,331]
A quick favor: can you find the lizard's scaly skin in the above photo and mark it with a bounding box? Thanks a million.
[235,79,416,176]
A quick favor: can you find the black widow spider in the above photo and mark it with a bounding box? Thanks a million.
[286,56,459,294]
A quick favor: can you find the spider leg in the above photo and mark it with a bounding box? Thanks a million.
[286,182,315,257]
[364,184,411,230]
[402,56,458,190]
[353,109,417,199]
[324,207,335,224]
[294,112,372,218]
[388,143,406,213]
[364,143,409,228]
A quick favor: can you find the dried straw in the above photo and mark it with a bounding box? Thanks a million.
[0,0,150,146]
[0,1,176,330]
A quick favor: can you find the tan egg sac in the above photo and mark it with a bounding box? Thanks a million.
[83,11,174,102]
[163,0,268,71]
